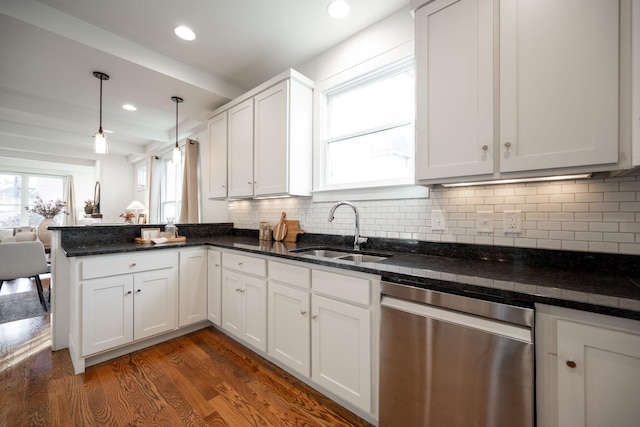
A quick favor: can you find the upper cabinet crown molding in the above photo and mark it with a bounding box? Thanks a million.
[415,0,633,185]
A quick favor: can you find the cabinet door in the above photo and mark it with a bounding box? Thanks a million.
[556,320,640,427]
[208,113,228,199]
[243,275,267,352]
[227,98,254,198]
[254,80,289,196]
[207,250,222,326]
[134,268,177,340]
[178,249,207,327]
[268,282,310,376]
[415,0,494,182]
[221,270,243,338]
[311,294,371,412]
[499,0,619,173]
[82,275,133,356]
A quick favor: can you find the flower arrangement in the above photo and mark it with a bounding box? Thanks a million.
[120,211,135,219]
[25,195,67,219]
[84,199,94,208]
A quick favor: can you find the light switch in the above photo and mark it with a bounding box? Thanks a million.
[432,209,446,231]
[477,211,493,233]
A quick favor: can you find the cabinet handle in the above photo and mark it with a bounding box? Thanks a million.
[566,360,577,369]
[214,264,220,267]
[238,262,243,267]
[481,145,488,151]
[136,289,141,293]
[126,291,132,295]
[222,185,226,188]
[504,141,512,148]
[130,263,137,268]
[300,310,307,316]
[312,314,317,320]
[247,181,252,185]
[236,288,241,292]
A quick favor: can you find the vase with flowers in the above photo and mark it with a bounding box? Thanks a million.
[84,199,94,215]
[120,211,136,224]
[25,194,68,246]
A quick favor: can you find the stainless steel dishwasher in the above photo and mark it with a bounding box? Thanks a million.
[379,281,534,427]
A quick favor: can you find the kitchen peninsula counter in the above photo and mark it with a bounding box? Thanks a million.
[50,223,640,321]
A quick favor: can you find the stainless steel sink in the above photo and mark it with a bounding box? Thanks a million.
[291,247,389,263]
[339,253,388,263]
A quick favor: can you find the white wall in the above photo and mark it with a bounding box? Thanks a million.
[95,157,135,223]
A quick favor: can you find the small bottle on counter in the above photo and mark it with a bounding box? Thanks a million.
[259,221,269,240]
[165,218,177,238]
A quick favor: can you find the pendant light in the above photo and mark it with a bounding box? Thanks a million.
[93,71,110,154]
[172,96,183,164]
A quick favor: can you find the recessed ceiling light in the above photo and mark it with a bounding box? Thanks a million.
[327,0,350,19]
[174,26,196,41]
[122,104,137,111]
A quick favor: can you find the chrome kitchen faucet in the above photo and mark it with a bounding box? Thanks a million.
[328,201,368,251]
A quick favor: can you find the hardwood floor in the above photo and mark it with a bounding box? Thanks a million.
[0,283,374,426]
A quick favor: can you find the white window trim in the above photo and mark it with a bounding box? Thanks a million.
[312,41,428,201]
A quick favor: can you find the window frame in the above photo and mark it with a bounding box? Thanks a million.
[0,171,66,227]
[312,44,427,201]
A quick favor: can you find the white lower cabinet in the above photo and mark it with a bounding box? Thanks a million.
[267,260,312,377]
[179,248,208,327]
[82,261,177,357]
[310,268,373,414]
[221,252,267,352]
[207,249,222,326]
[536,304,640,427]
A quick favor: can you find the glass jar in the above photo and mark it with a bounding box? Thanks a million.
[165,218,177,238]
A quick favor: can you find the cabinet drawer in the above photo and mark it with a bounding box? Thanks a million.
[82,251,178,280]
[269,260,310,289]
[312,270,371,306]
[223,252,267,277]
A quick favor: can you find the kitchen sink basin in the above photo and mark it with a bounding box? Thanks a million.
[291,247,389,263]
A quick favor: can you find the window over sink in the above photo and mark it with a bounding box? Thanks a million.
[313,50,426,201]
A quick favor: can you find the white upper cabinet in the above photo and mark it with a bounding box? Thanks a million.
[207,112,228,199]
[254,79,313,197]
[210,69,313,199]
[415,0,494,181]
[499,0,619,173]
[227,98,255,198]
[414,0,629,185]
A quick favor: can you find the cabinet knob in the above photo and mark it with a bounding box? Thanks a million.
[126,291,132,295]
[300,310,307,316]
[482,145,488,151]
[312,314,318,320]
[504,141,512,148]
[214,264,220,267]
[247,181,252,185]
[130,263,137,268]
[136,289,141,293]
[236,288,241,293]
[238,262,243,267]
[566,360,577,369]
[222,185,226,188]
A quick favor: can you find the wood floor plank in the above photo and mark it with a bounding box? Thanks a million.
[0,295,374,427]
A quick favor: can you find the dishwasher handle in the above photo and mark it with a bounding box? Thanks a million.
[382,296,533,344]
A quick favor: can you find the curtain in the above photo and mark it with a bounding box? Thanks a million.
[179,139,200,223]
[65,175,76,225]
[148,156,162,224]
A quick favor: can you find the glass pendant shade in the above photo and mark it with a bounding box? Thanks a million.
[93,130,108,154]
[172,143,181,164]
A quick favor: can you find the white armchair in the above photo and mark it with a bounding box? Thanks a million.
[0,241,50,311]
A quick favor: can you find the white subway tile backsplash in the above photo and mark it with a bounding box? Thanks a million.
[225,177,640,256]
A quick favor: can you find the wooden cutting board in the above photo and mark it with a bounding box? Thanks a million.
[272,212,287,241]
[284,220,304,242]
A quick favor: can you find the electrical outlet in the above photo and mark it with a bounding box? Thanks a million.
[477,211,493,233]
[432,209,446,231]
[503,210,523,233]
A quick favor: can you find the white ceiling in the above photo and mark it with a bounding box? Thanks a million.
[0,0,409,165]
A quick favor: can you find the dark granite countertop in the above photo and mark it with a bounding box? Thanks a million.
[51,223,640,321]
